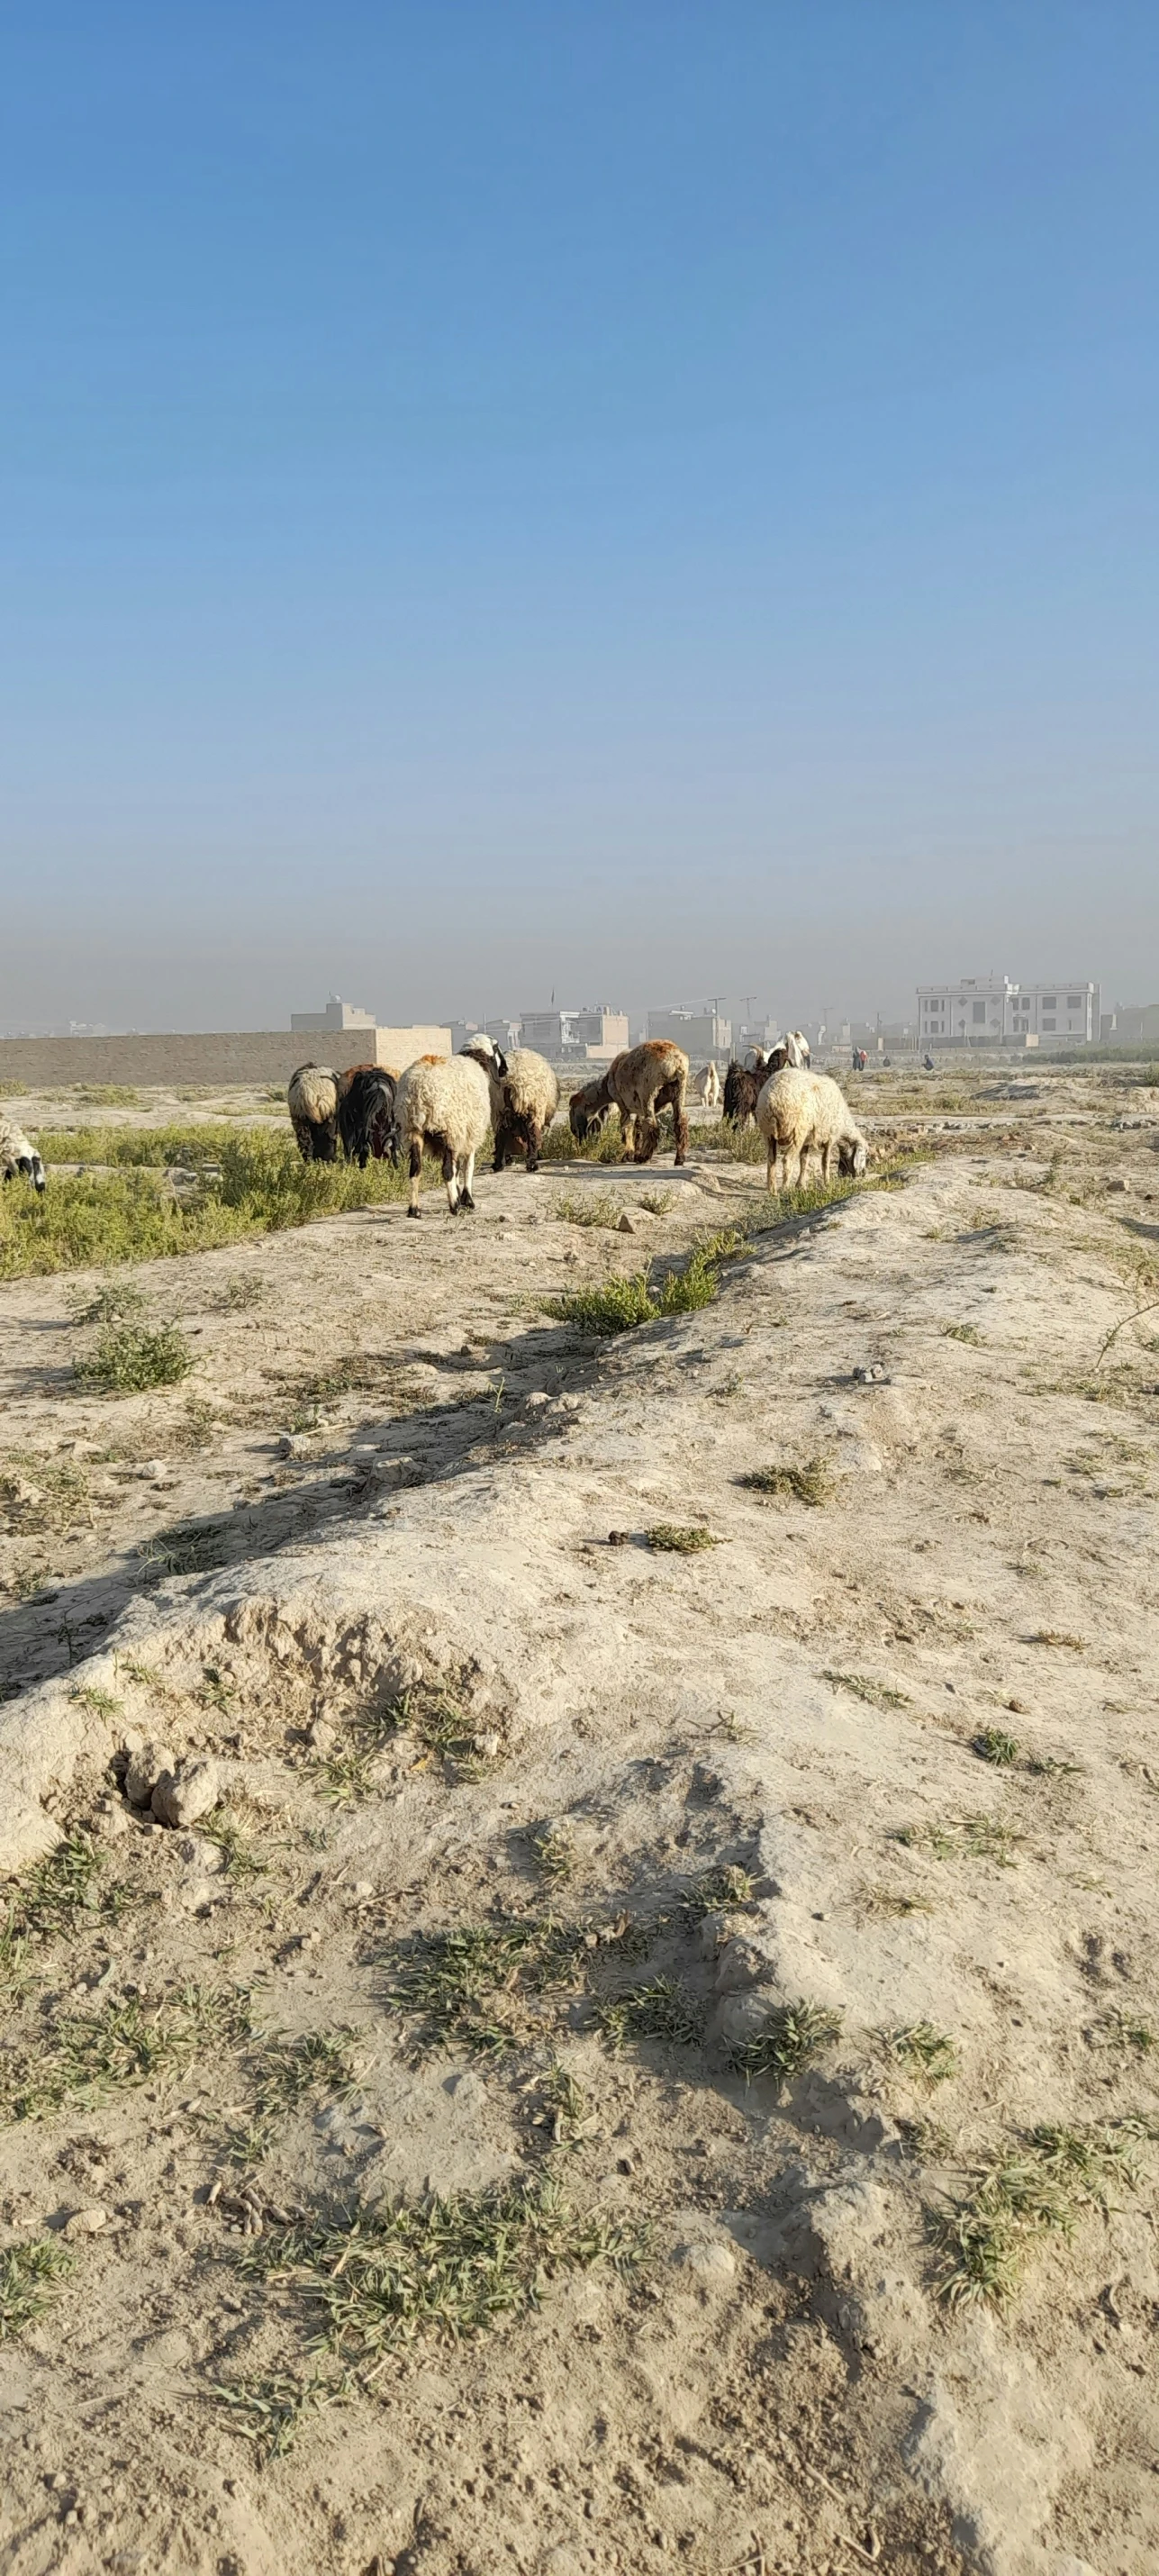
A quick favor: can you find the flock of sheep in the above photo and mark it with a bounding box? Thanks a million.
[0,1036,868,1214]
[288,1028,868,1209]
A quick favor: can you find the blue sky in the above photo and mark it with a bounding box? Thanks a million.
[3,4,1157,1030]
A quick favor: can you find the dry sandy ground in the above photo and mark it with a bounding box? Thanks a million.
[2,1076,1159,2576]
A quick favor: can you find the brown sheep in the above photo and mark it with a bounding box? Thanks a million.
[610,1039,689,1166]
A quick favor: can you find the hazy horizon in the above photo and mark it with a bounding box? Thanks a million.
[4,5,1157,1036]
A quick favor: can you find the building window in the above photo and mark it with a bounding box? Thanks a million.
[973,1002,986,1023]
[1042,1017,1055,1030]
[1067,995,1082,1010]
[1041,995,1056,1011]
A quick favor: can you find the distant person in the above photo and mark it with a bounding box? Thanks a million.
[923,1052,935,1071]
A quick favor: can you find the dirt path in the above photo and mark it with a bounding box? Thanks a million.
[2,1097,1159,2576]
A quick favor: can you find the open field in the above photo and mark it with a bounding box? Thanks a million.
[2,1064,1159,2575]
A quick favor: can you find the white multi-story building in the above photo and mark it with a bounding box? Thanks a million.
[917,977,1100,1048]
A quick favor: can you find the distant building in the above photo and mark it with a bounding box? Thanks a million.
[518,1007,629,1062]
[449,1017,522,1056]
[290,993,376,1033]
[1100,1002,1159,1045]
[917,977,1100,1048]
[647,1007,732,1060]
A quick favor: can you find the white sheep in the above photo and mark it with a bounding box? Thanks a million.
[756,1067,868,1193]
[287,1063,340,1162]
[461,1036,560,1172]
[0,1116,46,1193]
[394,1052,492,1217]
[690,1064,721,1111]
[785,1029,811,1068]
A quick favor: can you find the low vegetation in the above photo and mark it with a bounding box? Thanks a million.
[0,2237,72,2344]
[739,1459,834,1506]
[645,1523,720,1553]
[74,1317,193,1393]
[880,2022,959,2085]
[727,1997,843,2084]
[931,2122,1145,2306]
[545,1225,750,1337]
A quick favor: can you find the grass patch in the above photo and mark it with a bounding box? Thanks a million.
[387,1919,588,2056]
[242,2175,646,2370]
[638,1189,675,1215]
[209,2369,330,2463]
[0,1126,423,1279]
[77,1084,141,1109]
[822,1670,911,1710]
[221,2028,358,2169]
[738,1459,834,1507]
[1,1452,94,1535]
[531,2061,590,2147]
[527,1823,575,1882]
[596,1976,706,2052]
[0,1982,251,2122]
[554,1192,625,1229]
[1,1833,122,1960]
[540,1112,629,1164]
[1028,1630,1088,1650]
[895,1813,1021,1867]
[973,1727,1020,1766]
[880,2023,958,2085]
[544,1225,751,1338]
[943,1322,984,1345]
[74,1319,193,1393]
[316,1686,496,1802]
[138,1518,230,1578]
[0,2237,72,2343]
[931,2122,1145,2307]
[645,1523,720,1554]
[681,1863,756,1923]
[727,1997,843,2084]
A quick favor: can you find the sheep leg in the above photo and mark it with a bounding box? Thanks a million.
[407,1139,423,1216]
[673,1087,688,1166]
[525,1120,541,1175]
[442,1145,459,1213]
[457,1150,477,1212]
[765,1140,779,1193]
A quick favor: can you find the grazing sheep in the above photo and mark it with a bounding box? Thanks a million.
[568,1067,620,1144]
[610,1040,689,1165]
[722,1044,789,1129]
[0,1115,46,1193]
[462,1036,560,1173]
[567,1044,687,1164]
[394,1052,491,1217]
[287,1063,340,1163]
[690,1064,721,1111]
[756,1067,868,1193]
[337,1064,399,1167]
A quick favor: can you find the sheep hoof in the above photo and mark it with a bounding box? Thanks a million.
[406,1206,422,1220]
[459,1194,475,1212]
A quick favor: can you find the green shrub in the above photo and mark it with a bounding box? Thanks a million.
[74,1320,193,1393]
[545,1225,749,1337]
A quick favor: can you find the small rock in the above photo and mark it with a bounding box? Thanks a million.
[676,2238,737,2282]
[63,2206,108,2240]
[617,1213,637,1235]
[524,1390,550,1409]
[177,1834,223,1873]
[350,1879,375,1900]
[1006,1697,1028,1714]
[151,1757,221,1829]
[474,1731,501,1761]
[123,1741,176,1808]
[1105,1176,1130,1193]
[306,1717,337,1754]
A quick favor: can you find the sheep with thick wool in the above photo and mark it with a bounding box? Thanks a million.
[756,1067,868,1194]
[287,1063,340,1163]
[0,1115,46,1193]
[461,1036,559,1173]
[569,1040,689,1166]
[394,1051,492,1217]
[337,1063,400,1167]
